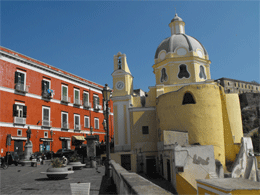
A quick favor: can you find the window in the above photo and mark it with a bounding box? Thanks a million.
[42,107,51,127]
[74,114,80,130]
[94,118,99,129]
[182,92,196,105]
[14,70,27,92]
[178,64,190,79]
[118,56,122,69]
[83,92,90,108]
[44,132,48,138]
[61,112,69,129]
[199,65,207,79]
[42,79,53,98]
[74,88,81,105]
[17,129,22,136]
[93,95,101,110]
[142,126,149,134]
[61,85,69,102]
[84,116,90,128]
[13,103,27,125]
[160,68,168,82]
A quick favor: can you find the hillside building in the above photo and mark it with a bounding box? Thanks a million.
[0,46,114,158]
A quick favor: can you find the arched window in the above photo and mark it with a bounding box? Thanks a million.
[118,56,122,69]
[199,65,207,79]
[160,68,168,82]
[182,92,196,105]
[178,64,190,79]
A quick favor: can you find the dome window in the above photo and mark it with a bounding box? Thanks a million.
[182,92,196,105]
[199,65,207,79]
[161,68,168,82]
[178,64,190,79]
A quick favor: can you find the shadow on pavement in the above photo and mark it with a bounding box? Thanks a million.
[98,176,117,195]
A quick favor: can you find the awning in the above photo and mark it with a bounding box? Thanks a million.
[59,137,71,140]
[72,136,85,141]
[11,136,27,141]
[40,138,53,142]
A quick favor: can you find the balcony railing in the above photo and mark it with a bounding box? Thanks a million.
[42,89,55,99]
[74,124,81,131]
[61,95,70,103]
[61,122,69,129]
[14,117,26,125]
[74,99,82,106]
[15,83,29,93]
[94,104,102,111]
[42,120,52,127]
[83,102,91,109]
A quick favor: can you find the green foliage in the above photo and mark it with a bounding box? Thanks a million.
[51,158,63,168]
[69,154,80,162]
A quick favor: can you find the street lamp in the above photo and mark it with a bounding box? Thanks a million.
[102,84,112,177]
[50,130,53,159]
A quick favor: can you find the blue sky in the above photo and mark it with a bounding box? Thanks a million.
[1,1,259,91]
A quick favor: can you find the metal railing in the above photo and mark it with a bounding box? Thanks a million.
[61,95,70,103]
[74,99,82,106]
[42,120,52,127]
[14,117,26,125]
[15,83,29,93]
[94,104,102,110]
[74,124,81,131]
[42,89,55,99]
[61,122,69,129]
[83,102,91,109]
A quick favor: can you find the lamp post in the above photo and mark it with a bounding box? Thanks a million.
[50,130,53,159]
[102,84,112,177]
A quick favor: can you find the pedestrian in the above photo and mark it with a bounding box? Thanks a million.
[62,156,68,166]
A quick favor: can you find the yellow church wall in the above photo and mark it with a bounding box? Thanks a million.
[157,83,226,166]
[145,87,156,107]
[130,110,158,152]
[113,75,133,96]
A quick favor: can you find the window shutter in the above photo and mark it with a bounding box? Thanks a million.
[97,97,100,105]
[20,73,25,84]
[23,106,27,118]
[15,72,19,84]
[93,96,96,105]
[13,104,18,117]
[43,109,49,121]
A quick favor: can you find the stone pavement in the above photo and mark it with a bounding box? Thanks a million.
[0,162,117,195]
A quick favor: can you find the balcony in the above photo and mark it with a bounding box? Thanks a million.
[73,99,82,106]
[94,104,102,111]
[42,89,55,100]
[83,102,91,109]
[61,95,70,103]
[14,117,26,125]
[15,83,29,93]
[74,124,81,132]
[61,122,69,130]
[42,120,52,128]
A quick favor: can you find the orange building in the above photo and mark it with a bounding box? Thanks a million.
[0,46,114,158]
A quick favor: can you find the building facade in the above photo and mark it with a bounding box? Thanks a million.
[111,14,259,194]
[0,46,114,158]
[216,77,260,94]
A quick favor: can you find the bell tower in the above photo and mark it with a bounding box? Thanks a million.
[112,52,133,97]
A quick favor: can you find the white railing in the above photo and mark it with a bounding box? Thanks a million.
[42,120,52,127]
[14,117,26,125]
[74,124,81,131]
[83,102,91,109]
[15,83,29,93]
[94,104,102,110]
[61,95,70,103]
[62,122,69,129]
[74,99,82,106]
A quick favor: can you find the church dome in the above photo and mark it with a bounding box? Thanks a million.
[155,14,208,60]
[154,34,208,59]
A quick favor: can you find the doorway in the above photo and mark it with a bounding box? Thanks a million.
[14,141,23,158]
[121,154,131,171]
[167,159,171,181]
[146,158,157,177]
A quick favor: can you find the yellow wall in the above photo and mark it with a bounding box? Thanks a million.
[176,174,197,195]
[157,83,226,166]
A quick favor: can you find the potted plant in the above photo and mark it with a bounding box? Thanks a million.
[69,154,85,169]
[46,158,70,179]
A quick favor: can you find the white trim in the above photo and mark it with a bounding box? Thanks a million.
[94,118,99,129]
[129,107,156,112]
[15,102,25,106]
[83,91,89,104]
[197,183,231,195]
[15,69,27,91]
[42,78,51,88]
[74,88,80,101]
[84,116,90,128]
[61,112,68,128]
[17,129,22,136]
[1,53,102,93]
[11,136,27,141]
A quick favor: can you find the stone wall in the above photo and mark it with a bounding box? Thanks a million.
[110,160,172,195]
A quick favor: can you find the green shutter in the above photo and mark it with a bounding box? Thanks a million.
[75,90,79,100]
[63,86,67,96]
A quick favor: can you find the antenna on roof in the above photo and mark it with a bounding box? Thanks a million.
[175,7,177,15]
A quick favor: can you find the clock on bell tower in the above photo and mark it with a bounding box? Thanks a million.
[112,52,133,97]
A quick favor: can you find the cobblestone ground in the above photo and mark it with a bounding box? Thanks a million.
[0,162,115,195]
